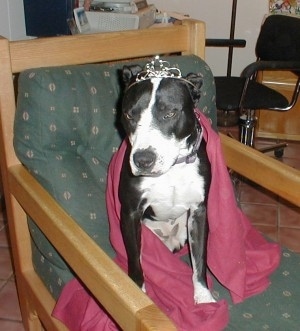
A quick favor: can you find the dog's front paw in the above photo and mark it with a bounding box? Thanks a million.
[141,283,146,293]
[194,283,216,304]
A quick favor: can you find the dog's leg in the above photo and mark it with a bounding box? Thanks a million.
[188,203,215,304]
[119,146,145,289]
[120,207,144,288]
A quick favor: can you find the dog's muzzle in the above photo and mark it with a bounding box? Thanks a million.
[133,149,156,173]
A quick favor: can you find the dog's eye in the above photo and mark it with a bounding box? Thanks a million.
[163,111,176,119]
[124,113,133,120]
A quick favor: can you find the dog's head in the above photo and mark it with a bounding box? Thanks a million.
[121,63,203,176]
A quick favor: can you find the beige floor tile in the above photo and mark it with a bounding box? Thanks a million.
[0,280,22,321]
[0,248,13,280]
[0,319,25,331]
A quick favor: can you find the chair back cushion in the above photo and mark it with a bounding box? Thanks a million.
[256,14,300,61]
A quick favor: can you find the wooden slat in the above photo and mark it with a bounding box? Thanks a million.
[0,37,20,168]
[182,19,206,58]
[9,21,205,73]
[23,270,68,331]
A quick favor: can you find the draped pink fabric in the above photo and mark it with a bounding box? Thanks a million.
[53,109,280,330]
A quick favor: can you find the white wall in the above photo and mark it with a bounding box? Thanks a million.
[151,0,269,76]
[0,0,27,40]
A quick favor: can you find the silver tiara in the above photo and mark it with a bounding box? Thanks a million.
[136,55,182,81]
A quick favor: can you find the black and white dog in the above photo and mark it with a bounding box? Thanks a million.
[119,58,215,304]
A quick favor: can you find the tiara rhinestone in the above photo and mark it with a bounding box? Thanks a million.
[136,55,182,81]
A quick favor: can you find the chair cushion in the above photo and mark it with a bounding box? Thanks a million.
[14,54,217,299]
[215,76,289,111]
[256,14,300,61]
[215,247,300,330]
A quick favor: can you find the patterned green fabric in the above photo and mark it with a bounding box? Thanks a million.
[216,248,300,330]
[14,55,216,299]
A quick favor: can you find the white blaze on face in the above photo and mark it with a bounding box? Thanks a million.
[129,78,188,176]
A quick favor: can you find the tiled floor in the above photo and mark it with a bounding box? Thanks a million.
[0,128,299,329]
[220,125,300,253]
[0,205,25,330]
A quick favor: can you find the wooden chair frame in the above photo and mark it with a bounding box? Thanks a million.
[0,20,299,331]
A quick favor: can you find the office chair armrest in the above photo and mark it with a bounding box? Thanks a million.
[241,60,300,78]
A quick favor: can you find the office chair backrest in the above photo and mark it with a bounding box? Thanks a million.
[256,15,300,61]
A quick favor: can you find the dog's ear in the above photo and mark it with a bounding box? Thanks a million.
[185,73,203,106]
[122,65,143,88]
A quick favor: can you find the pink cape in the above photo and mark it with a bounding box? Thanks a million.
[53,110,280,330]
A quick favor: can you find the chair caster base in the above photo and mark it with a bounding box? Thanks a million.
[258,142,288,158]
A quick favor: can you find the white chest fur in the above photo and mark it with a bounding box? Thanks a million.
[140,159,205,251]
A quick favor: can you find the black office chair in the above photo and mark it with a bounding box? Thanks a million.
[215,14,300,157]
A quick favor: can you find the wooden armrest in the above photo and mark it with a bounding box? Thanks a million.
[220,133,300,207]
[8,164,176,331]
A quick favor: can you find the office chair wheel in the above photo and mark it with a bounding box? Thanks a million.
[274,148,284,158]
[258,142,287,158]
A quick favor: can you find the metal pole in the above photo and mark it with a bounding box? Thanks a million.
[227,0,238,77]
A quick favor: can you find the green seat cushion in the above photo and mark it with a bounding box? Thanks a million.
[216,248,300,330]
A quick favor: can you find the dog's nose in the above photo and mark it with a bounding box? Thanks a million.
[133,150,156,170]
